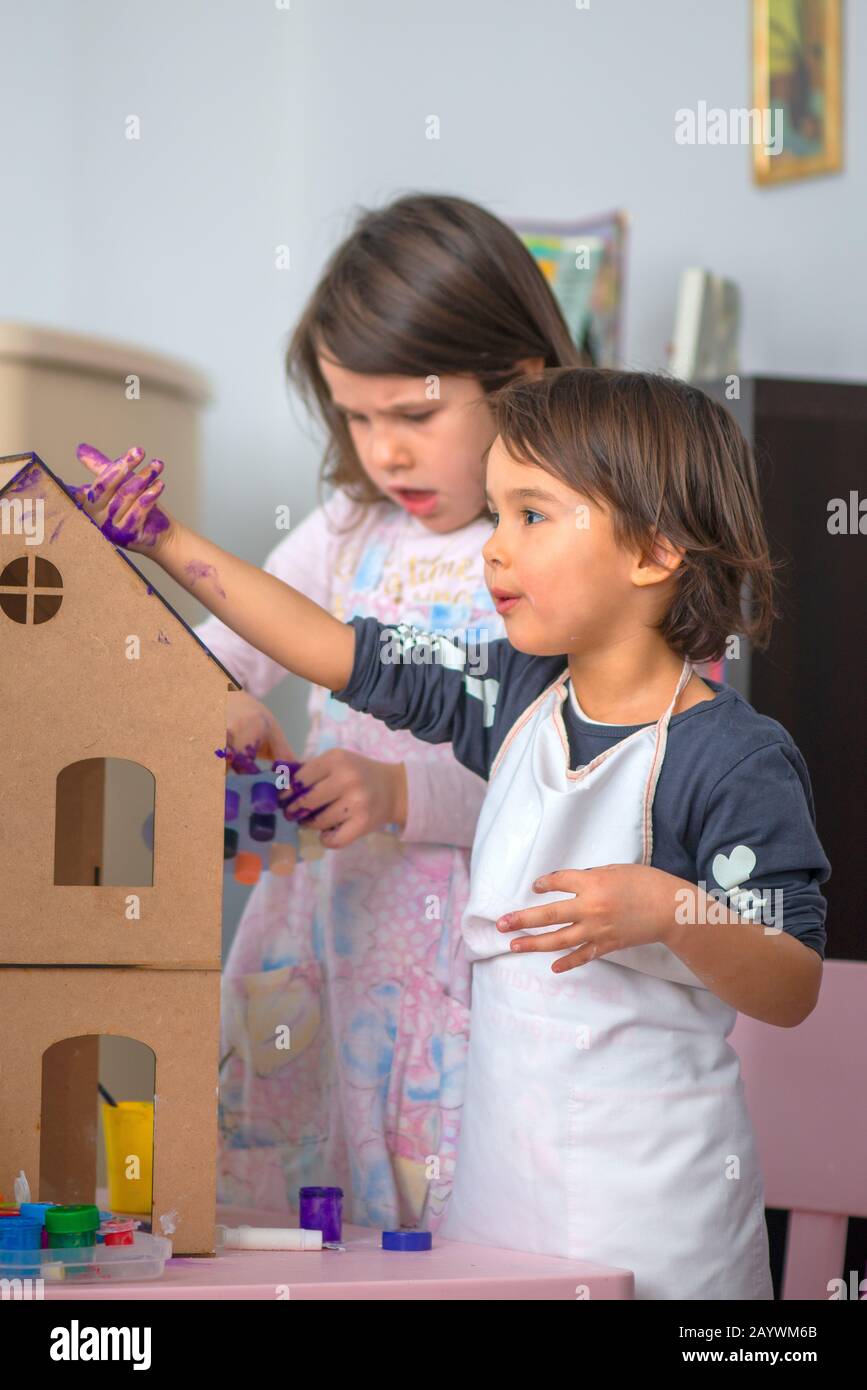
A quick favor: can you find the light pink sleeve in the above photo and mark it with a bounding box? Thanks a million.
[194,491,356,699]
[399,757,488,849]
[197,489,488,849]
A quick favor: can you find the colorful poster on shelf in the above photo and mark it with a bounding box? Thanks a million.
[511,210,628,367]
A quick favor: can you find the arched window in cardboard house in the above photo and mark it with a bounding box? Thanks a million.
[54,759,156,887]
[40,1034,156,1213]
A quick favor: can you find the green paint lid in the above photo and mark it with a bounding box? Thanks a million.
[44,1203,100,1234]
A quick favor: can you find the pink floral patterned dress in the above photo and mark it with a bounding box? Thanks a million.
[196,489,504,1230]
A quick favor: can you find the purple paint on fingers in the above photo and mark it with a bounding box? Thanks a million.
[99,464,168,548]
[84,459,126,505]
[216,740,262,774]
[283,781,312,806]
[62,471,168,549]
[98,497,169,548]
[77,442,144,475]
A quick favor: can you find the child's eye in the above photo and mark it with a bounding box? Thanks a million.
[485,508,544,526]
[404,412,434,423]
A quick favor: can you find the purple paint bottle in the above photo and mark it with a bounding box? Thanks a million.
[251,781,279,815]
[299,1187,343,1243]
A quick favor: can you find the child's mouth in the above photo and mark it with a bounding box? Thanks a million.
[391,487,439,516]
[492,591,522,615]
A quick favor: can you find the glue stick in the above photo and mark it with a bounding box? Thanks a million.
[216,1224,323,1251]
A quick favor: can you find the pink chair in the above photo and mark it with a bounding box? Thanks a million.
[730,959,867,1300]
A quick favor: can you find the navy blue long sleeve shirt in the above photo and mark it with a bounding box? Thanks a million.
[332,617,830,958]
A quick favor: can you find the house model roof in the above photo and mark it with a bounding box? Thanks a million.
[0,451,241,691]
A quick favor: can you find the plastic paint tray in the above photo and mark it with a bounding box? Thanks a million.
[0,1232,172,1283]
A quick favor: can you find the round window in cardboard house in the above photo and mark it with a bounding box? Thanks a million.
[0,555,63,623]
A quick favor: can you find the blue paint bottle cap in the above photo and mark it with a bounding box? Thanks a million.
[382,1229,432,1251]
[18,1202,55,1225]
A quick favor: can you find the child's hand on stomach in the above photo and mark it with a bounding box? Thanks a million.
[72,442,172,552]
[495,863,692,972]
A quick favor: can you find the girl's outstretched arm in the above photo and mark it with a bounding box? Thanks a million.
[156,519,355,692]
[73,443,355,692]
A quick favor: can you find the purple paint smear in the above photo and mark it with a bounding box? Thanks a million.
[10,450,167,560]
[6,462,44,494]
[184,560,227,599]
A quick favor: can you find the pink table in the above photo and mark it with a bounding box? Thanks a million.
[45,1203,634,1300]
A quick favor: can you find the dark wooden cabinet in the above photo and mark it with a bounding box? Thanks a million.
[708,375,867,1296]
[709,375,867,964]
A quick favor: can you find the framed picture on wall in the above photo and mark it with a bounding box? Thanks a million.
[510,211,627,367]
[752,0,843,185]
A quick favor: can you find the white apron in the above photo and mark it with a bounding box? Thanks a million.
[441,664,773,1300]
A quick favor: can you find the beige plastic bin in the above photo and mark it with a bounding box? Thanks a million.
[0,320,211,625]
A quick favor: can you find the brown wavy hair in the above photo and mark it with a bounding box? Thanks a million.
[285,192,583,526]
[487,367,777,663]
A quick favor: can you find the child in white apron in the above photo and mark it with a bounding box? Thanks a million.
[77,367,830,1299]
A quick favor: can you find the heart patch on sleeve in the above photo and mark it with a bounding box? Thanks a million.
[712,844,757,892]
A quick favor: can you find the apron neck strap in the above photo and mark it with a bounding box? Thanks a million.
[641,658,694,864]
[661,657,695,727]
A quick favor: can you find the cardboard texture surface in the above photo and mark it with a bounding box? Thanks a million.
[41,1036,100,1205]
[0,970,222,1255]
[0,456,238,966]
[0,454,237,1253]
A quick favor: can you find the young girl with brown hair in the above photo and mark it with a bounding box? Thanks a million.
[79,192,581,1232]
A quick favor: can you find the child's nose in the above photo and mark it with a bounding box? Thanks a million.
[369,425,409,471]
[482,532,506,568]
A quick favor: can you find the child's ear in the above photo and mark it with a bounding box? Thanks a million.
[630,533,685,589]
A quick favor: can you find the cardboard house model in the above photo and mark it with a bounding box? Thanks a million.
[0,452,240,1256]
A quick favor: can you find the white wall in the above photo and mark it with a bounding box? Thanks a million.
[2,0,865,750]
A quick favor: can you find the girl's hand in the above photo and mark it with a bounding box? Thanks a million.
[222,691,299,773]
[286,750,408,850]
[71,442,173,553]
[495,864,685,972]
